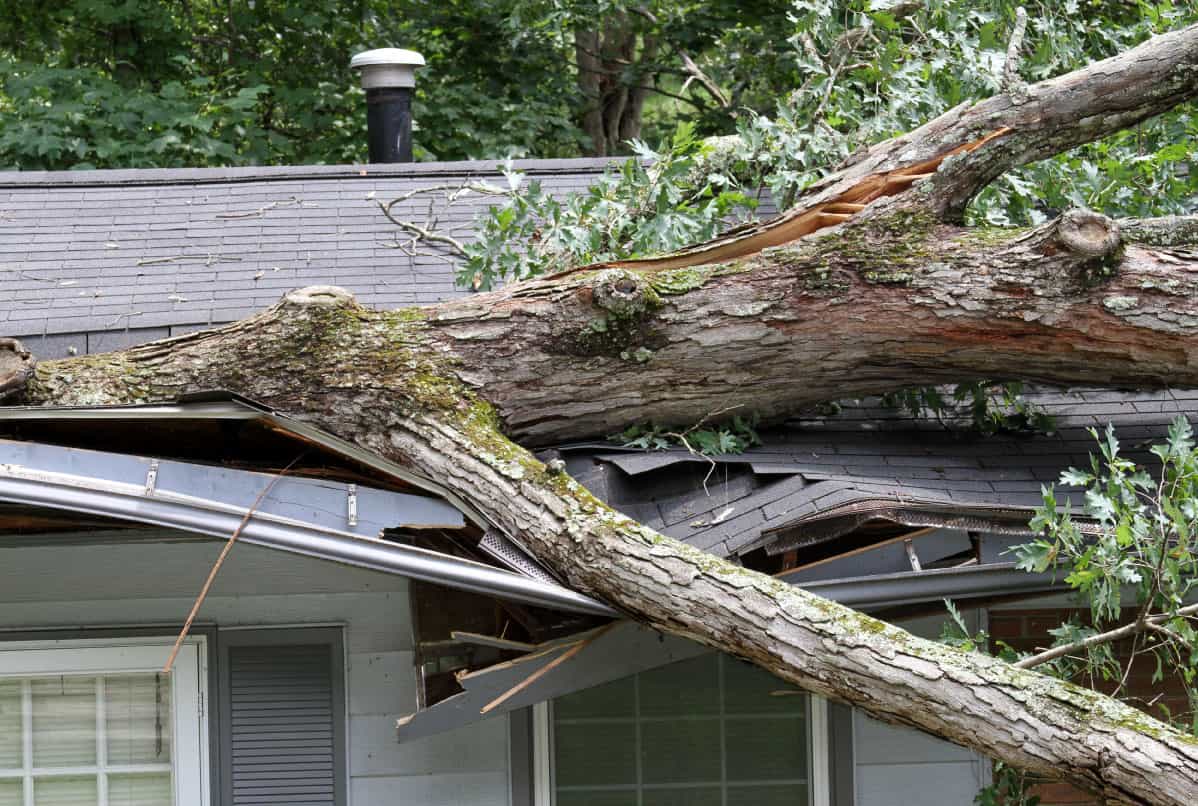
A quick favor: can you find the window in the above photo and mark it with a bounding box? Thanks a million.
[0,637,209,806]
[540,654,828,806]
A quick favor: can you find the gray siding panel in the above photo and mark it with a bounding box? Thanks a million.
[229,644,337,806]
[0,540,510,805]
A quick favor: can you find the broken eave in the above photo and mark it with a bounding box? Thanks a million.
[790,562,1064,610]
[760,500,1062,556]
[397,555,1065,743]
[0,391,561,587]
[0,415,614,617]
[0,392,479,515]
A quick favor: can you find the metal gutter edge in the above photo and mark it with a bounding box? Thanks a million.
[0,399,494,529]
[0,401,260,421]
[0,471,615,617]
[795,563,1064,610]
[0,397,558,577]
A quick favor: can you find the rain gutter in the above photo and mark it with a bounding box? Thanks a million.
[0,461,615,617]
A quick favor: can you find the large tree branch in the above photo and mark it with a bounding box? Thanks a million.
[6,23,1198,805]
[566,22,1198,273]
[10,287,1198,803]
[402,209,1198,443]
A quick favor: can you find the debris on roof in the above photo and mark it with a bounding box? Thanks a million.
[559,387,1198,565]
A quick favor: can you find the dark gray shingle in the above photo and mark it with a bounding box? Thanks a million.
[2,159,627,346]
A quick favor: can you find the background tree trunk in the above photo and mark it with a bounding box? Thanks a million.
[7,22,1198,805]
[574,15,656,155]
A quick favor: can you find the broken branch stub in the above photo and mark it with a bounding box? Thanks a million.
[1056,210,1121,259]
[282,285,359,309]
[0,338,35,402]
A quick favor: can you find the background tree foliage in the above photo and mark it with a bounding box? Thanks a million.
[9,0,1191,175]
[6,0,1198,799]
[0,0,795,167]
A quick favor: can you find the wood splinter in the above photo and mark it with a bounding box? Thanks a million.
[479,623,615,714]
[554,126,1014,277]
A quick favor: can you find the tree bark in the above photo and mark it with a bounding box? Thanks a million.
[7,23,1198,805]
[574,15,658,155]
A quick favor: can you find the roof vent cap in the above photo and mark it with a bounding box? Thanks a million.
[350,48,425,89]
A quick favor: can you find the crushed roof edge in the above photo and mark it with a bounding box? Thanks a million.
[0,157,623,189]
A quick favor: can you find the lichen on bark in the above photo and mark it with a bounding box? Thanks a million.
[6,22,1198,803]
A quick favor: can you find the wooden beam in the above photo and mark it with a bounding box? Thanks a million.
[774,527,939,579]
[480,623,615,714]
[450,630,538,652]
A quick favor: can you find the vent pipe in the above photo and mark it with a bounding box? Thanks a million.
[350,48,425,163]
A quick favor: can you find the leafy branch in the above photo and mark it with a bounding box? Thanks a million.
[880,381,1055,435]
[459,123,756,290]
[610,412,762,456]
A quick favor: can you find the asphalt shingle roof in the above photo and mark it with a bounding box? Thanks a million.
[0,159,619,357]
[557,388,1198,559]
[6,157,1196,561]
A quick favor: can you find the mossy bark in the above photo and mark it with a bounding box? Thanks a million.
[14,213,1198,803]
[8,25,1198,803]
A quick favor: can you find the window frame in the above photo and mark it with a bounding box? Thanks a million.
[0,634,211,806]
[531,656,831,806]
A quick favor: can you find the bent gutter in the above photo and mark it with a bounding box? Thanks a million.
[0,465,615,618]
[794,562,1064,609]
[0,398,494,529]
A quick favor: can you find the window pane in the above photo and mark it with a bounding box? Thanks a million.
[725,716,806,781]
[639,655,719,717]
[643,786,721,806]
[31,678,96,768]
[0,780,21,806]
[557,791,637,806]
[554,676,635,720]
[553,653,813,806]
[640,719,721,784]
[728,783,807,806]
[106,675,172,765]
[554,721,636,787]
[108,773,172,806]
[33,776,97,805]
[0,682,21,768]
[723,658,804,716]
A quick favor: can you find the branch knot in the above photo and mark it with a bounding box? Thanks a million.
[1056,210,1121,259]
[592,270,657,319]
[282,285,359,309]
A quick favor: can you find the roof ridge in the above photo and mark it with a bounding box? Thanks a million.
[0,157,623,189]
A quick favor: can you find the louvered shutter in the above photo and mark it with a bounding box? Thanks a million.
[228,643,337,805]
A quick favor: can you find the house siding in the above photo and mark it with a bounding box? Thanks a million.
[852,713,990,806]
[853,613,990,806]
[0,537,510,806]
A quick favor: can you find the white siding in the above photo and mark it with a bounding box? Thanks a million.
[851,612,990,806]
[0,538,509,806]
[852,712,988,806]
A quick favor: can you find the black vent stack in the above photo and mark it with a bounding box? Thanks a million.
[350,48,425,163]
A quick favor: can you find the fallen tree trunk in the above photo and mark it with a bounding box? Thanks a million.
[6,21,1198,805]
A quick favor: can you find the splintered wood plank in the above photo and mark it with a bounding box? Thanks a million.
[450,630,538,652]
